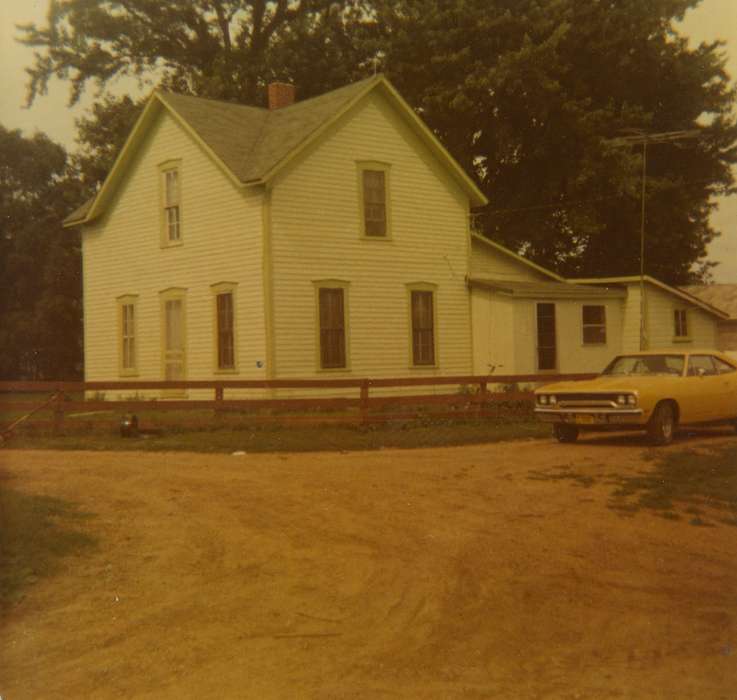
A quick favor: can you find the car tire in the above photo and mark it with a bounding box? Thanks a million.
[553,423,579,443]
[647,401,676,446]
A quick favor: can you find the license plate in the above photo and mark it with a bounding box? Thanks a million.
[574,415,595,425]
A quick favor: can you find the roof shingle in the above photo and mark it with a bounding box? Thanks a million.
[158,76,376,183]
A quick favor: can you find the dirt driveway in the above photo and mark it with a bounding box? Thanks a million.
[1,433,736,699]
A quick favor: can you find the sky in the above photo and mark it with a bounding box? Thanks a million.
[1,0,736,282]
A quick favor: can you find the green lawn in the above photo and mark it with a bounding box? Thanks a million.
[4,418,548,453]
[0,486,96,609]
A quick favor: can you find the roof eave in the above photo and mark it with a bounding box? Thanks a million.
[67,90,254,227]
[467,276,626,299]
[259,75,488,207]
[470,233,565,282]
[79,92,163,225]
[378,78,488,207]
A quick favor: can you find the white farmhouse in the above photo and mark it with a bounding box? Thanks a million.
[64,75,729,390]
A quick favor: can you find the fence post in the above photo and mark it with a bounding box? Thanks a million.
[214,386,224,423]
[477,379,488,418]
[53,391,65,435]
[360,379,370,426]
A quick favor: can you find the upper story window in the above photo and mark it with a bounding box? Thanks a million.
[358,162,390,238]
[582,305,606,344]
[674,309,688,339]
[164,169,180,241]
[159,161,182,245]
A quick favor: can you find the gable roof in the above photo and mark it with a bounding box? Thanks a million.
[682,284,737,320]
[572,275,730,319]
[470,233,566,282]
[64,75,487,227]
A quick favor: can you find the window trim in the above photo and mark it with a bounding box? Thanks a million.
[211,282,238,374]
[406,283,438,369]
[159,287,188,396]
[313,280,351,372]
[357,161,392,240]
[159,159,183,248]
[116,294,139,377]
[581,304,607,346]
[673,308,690,342]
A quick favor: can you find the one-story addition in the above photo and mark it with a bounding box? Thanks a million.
[64,75,730,392]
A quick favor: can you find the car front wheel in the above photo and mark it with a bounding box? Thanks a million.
[553,423,579,443]
[647,401,676,446]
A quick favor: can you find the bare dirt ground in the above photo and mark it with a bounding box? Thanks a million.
[1,432,737,699]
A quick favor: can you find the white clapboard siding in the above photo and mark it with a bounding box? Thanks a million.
[489,295,622,374]
[644,284,718,349]
[83,110,265,399]
[269,90,473,385]
[470,238,550,282]
[717,321,737,351]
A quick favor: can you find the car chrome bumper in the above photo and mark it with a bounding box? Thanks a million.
[534,407,644,426]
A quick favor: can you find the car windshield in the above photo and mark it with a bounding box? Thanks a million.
[602,354,685,376]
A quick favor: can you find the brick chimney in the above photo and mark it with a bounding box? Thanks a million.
[268,82,295,110]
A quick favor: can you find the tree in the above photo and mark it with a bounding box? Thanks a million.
[18,0,369,107]
[371,0,737,283]
[20,0,737,283]
[72,94,146,191]
[0,125,83,380]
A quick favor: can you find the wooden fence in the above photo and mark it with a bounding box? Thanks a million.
[0,373,597,433]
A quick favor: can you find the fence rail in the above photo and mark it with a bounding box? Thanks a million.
[0,373,597,433]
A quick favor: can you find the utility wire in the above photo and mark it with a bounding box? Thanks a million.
[479,175,723,217]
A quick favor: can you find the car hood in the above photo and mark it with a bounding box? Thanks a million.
[536,375,671,394]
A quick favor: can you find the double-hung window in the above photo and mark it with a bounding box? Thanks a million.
[358,163,390,238]
[317,284,348,370]
[160,162,182,245]
[118,295,138,376]
[211,283,237,372]
[409,286,436,366]
[674,309,688,339]
[582,305,606,344]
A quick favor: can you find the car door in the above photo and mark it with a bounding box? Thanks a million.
[682,355,723,422]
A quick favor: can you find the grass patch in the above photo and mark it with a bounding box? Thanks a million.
[609,445,737,525]
[526,443,737,527]
[4,419,549,453]
[0,484,96,609]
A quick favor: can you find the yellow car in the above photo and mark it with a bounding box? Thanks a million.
[534,350,737,445]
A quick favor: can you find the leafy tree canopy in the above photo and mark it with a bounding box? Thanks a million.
[18,0,737,284]
[0,125,83,379]
[18,0,370,106]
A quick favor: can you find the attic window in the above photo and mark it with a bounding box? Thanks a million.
[358,162,390,238]
[162,166,181,244]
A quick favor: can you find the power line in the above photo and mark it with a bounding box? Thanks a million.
[606,129,700,350]
[480,175,717,217]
